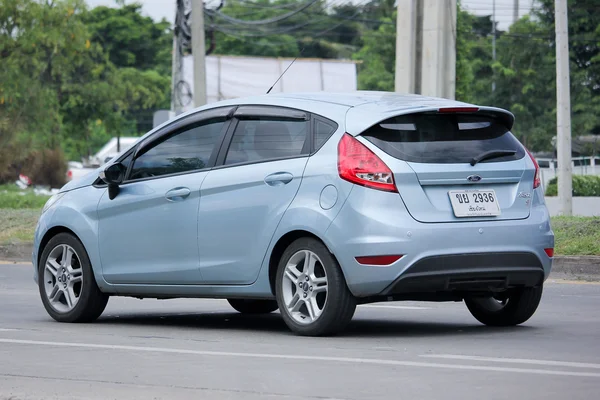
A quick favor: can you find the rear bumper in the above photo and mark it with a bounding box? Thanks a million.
[381,252,544,296]
[324,185,554,298]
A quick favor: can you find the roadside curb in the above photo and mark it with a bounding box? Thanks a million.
[2,243,600,281]
[551,256,600,282]
[0,243,32,263]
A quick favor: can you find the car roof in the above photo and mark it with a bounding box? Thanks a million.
[219,90,475,109]
[149,91,514,141]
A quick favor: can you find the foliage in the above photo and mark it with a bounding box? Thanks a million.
[545,175,600,196]
[552,216,600,256]
[353,13,395,91]
[0,0,171,185]
[20,149,67,188]
[83,2,172,74]
[0,186,50,209]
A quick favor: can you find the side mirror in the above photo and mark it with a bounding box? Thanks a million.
[99,163,126,200]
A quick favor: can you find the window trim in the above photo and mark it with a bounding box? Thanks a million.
[120,107,235,184]
[213,105,313,170]
[133,106,235,160]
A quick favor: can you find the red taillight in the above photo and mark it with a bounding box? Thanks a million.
[337,133,397,193]
[544,248,554,258]
[525,148,541,189]
[355,255,403,266]
[67,170,73,178]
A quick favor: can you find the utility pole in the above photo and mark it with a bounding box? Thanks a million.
[513,0,519,24]
[395,0,419,94]
[191,0,207,107]
[555,0,573,215]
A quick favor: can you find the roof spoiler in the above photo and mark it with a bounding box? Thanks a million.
[346,105,516,136]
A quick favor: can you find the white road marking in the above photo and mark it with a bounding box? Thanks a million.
[421,354,600,369]
[0,338,599,378]
[361,305,432,310]
[0,328,17,332]
[0,261,30,265]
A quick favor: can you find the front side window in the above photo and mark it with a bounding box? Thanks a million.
[129,119,225,180]
[224,118,308,165]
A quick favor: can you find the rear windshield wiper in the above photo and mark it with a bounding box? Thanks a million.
[470,149,517,166]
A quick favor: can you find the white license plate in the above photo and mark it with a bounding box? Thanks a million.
[448,189,501,217]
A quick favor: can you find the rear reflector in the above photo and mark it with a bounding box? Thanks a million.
[544,248,554,258]
[437,107,480,113]
[355,255,403,266]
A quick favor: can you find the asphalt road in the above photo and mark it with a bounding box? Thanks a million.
[1,262,600,400]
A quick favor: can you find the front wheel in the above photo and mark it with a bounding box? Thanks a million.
[275,237,356,336]
[464,286,543,326]
[38,233,109,323]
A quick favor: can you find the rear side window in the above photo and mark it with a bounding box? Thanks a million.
[361,113,525,164]
[314,118,337,151]
[224,118,308,165]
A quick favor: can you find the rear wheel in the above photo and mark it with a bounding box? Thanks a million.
[227,299,278,314]
[38,233,109,323]
[464,286,543,326]
[275,237,356,336]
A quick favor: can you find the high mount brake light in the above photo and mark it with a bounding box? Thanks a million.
[437,107,480,113]
[337,134,397,193]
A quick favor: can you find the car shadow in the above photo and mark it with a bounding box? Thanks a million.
[94,311,537,338]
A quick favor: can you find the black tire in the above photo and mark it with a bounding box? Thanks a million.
[38,233,109,323]
[227,299,279,314]
[275,237,356,336]
[464,286,543,326]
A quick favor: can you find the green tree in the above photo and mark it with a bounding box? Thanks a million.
[83,2,172,74]
[353,13,395,91]
[0,0,173,182]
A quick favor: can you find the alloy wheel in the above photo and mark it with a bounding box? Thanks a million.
[43,244,84,313]
[281,250,328,324]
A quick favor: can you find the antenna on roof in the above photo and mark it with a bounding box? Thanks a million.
[266,47,306,94]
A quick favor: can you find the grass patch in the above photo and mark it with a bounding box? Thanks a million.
[0,208,41,245]
[551,216,600,256]
[0,207,598,256]
[0,185,51,209]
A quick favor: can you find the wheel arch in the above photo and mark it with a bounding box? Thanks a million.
[37,226,81,269]
[267,229,344,296]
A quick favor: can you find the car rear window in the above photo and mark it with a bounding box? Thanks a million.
[361,112,526,164]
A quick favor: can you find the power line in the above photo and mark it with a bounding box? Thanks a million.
[205,0,320,26]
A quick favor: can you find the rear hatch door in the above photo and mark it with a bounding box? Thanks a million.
[358,109,535,223]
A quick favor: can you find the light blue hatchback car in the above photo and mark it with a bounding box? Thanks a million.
[33,91,554,336]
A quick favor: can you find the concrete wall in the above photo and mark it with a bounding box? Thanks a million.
[544,197,600,216]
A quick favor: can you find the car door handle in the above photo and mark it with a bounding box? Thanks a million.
[165,187,191,201]
[264,172,294,186]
